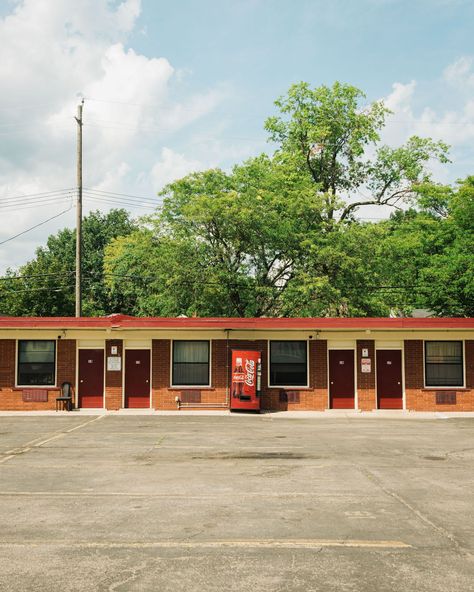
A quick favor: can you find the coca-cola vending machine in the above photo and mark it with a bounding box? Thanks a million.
[230,349,262,412]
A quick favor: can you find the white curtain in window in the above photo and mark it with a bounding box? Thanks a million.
[174,341,208,363]
[173,341,209,385]
[19,341,55,363]
[425,341,463,386]
[426,341,462,363]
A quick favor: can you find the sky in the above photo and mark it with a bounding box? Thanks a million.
[0,0,473,273]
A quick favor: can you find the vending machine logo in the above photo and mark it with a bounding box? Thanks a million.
[244,359,255,387]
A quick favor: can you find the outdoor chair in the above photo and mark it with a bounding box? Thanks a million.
[56,382,73,411]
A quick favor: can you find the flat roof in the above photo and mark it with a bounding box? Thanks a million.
[0,315,473,330]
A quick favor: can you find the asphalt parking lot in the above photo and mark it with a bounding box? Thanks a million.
[0,414,473,591]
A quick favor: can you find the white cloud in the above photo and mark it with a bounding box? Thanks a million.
[115,0,142,32]
[443,56,474,88]
[0,0,225,272]
[150,148,204,191]
[384,80,417,113]
[353,63,474,219]
[381,66,474,180]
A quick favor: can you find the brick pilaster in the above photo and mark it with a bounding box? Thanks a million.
[0,339,15,387]
[151,339,172,409]
[57,339,76,405]
[105,339,123,410]
[357,340,376,410]
[466,341,474,389]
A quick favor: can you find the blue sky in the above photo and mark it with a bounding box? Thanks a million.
[0,0,473,272]
[132,0,474,129]
[112,0,474,179]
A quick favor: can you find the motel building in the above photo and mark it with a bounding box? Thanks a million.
[0,315,473,412]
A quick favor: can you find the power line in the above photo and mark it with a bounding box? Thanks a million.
[84,270,449,293]
[84,197,156,210]
[0,266,444,292]
[0,283,76,295]
[83,188,159,201]
[83,191,159,206]
[0,205,73,246]
[0,195,72,207]
[83,194,157,210]
[0,196,74,211]
[0,188,75,202]
[0,271,75,282]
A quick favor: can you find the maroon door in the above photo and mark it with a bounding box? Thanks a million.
[329,350,355,409]
[376,350,403,409]
[125,350,151,408]
[78,349,104,408]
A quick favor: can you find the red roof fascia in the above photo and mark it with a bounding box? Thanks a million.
[0,316,473,330]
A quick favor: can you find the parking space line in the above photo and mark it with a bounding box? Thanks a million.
[0,539,412,549]
[0,491,374,498]
[0,415,105,464]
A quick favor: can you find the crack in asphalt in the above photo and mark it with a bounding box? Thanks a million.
[355,463,472,559]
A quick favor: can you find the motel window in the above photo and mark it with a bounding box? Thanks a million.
[172,341,210,386]
[425,341,464,387]
[17,340,56,386]
[269,341,308,387]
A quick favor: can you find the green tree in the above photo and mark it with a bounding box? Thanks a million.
[265,81,449,224]
[105,82,450,317]
[377,178,474,316]
[106,157,318,316]
[0,209,136,316]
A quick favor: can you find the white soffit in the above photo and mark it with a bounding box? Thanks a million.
[375,341,403,349]
[327,340,356,349]
[124,340,152,348]
[78,340,105,348]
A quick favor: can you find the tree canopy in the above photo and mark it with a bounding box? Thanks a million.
[265,82,449,223]
[1,82,471,318]
[0,209,136,316]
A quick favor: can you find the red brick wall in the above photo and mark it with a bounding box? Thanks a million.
[150,338,329,411]
[151,339,172,409]
[151,339,253,410]
[57,340,76,405]
[0,339,15,388]
[0,339,76,410]
[227,339,328,411]
[357,340,376,411]
[1,335,472,413]
[405,339,474,411]
[404,340,424,390]
[268,339,328,411]
[105,340,122,410]
[466,341,474,389]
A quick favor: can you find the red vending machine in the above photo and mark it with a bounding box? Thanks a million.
[230,350,262,412]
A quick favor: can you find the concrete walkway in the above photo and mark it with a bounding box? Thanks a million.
[1,409,474,418]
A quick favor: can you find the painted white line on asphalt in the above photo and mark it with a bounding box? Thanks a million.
[0,539,412,549]
[0,415,105,465]
[29,433,67,448]
[33,414,105,446]
[0,491,368,498]
[158,446,307,449]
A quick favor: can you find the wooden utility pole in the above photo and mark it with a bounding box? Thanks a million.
[75,99,84,317]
